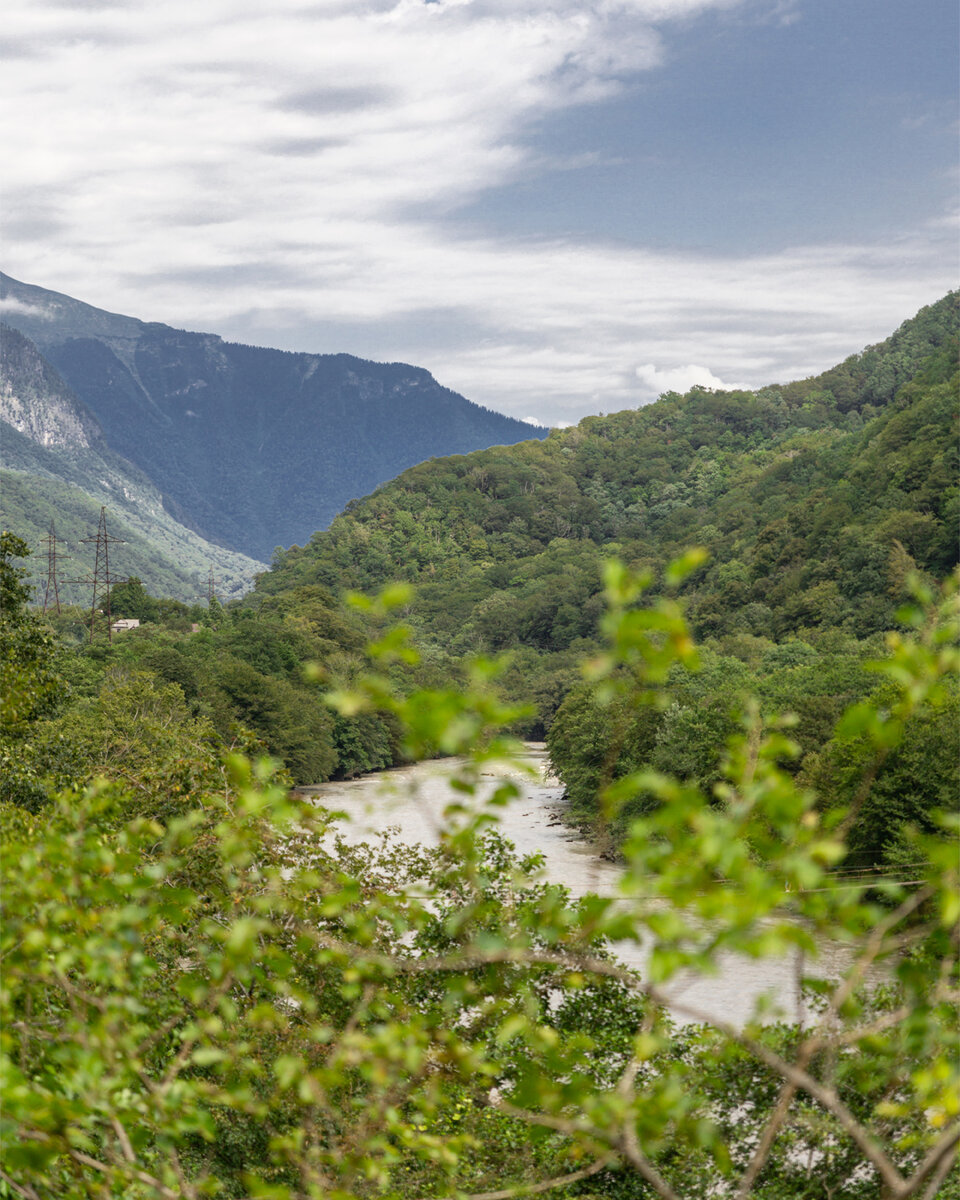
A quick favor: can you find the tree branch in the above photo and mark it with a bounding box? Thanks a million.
[736,1074,801,1200]
[67,1149,179,1199]
[0,1169,41,1200]
[614,1137,683,1200]
[660,995,907,1197]
[919,1144,958,1200]
[828,886,934,1019]
[907,1122,960,1200]
[421,1152,618,1200]
[399,944,912,1197]
[492,1099,682,1200]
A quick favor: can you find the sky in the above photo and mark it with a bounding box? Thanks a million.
[1,0,957,427]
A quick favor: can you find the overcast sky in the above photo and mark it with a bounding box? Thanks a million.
[2,0,957,426]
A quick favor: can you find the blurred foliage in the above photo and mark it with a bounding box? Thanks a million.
[1,557,957,1199]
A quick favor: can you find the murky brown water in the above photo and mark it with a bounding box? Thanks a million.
[301,744,869,1027]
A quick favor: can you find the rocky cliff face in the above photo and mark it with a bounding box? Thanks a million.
[0,324,102,451]
[0,272,547,561]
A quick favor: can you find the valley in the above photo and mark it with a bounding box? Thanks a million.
[2,291,958,1199]
[4,0,957,1191]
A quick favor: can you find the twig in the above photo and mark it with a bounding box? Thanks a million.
[419,1152,618,1200]
[736,1075,800,1199]
[67,1148,179,1199]
[909,1122,960,1200]
[819,990,960,1052]
[735,967,953,1197]
[492,1100,682,1200]
[920,1142,959,1200]
[170,1146,200,1200]
[492,1099,601,1141]
[661,997,907,1197]
[616,1055,646,1176]
[835,757,884,841]
[152,975,232,1099]
[53,969,107,1014]
[615,1137,683,1200]
[342,982,375,1037]
[397,945,910,1196]
[110,1115,136,1164]
[0,1169,41,1200]
[829,887,934,1019]
[133,1011,186,1059]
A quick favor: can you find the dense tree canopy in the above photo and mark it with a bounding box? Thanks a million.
[259,294,957,675]
[238,293,960,865]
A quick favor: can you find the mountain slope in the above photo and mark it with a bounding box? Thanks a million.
[0,273,547,561]
[256,293,958,652]
[0,325,265,601]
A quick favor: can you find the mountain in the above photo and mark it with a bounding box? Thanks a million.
[0,273,547,562]
[255,291,958,685]
[0,324,265,602]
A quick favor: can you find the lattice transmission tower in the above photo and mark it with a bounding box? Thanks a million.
[79,507,128,642]
[207,567,219,606]
[39,521,68,615]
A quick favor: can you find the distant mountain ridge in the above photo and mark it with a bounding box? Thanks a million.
[0,273,547,561]
[0,324,265,602]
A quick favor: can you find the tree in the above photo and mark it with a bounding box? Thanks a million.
[0,533,65,808]
[0,533,63,733]
[1,561,957,1198]
[107,576,161,623]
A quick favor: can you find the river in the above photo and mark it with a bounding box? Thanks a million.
[300,743,868,1028]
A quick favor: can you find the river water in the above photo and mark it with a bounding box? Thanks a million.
[300,744,866,1028]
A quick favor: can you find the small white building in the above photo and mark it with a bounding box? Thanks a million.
[111,618,141,633]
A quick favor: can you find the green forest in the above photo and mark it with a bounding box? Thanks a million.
[253,292,959,870]
[1,294,958,1197]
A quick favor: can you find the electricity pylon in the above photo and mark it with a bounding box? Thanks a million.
[79,507,127,642]
[39,521,68,615]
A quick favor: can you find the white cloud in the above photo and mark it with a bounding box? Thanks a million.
[634,362,746,398]
[1,0,955,426]
[0,297,52,319]
[1,0,668,234]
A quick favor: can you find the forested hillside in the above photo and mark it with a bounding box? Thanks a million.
[2,572,423,813]
[260,293,957,647]
[2,296,958,1198]
[5,294,955,861]
[253,293,959,865]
